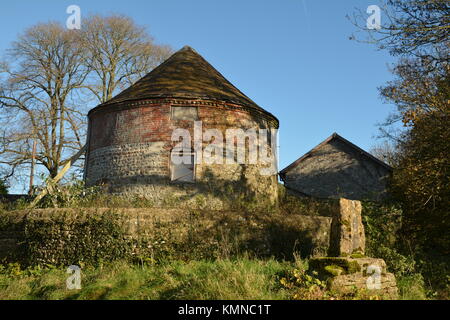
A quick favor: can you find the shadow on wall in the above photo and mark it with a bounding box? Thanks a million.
[260,218,328,259]
[151,210,331,261]
[0,207,331,266]
[92,166,277,209]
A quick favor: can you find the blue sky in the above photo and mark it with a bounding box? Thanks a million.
[1,1,399,192]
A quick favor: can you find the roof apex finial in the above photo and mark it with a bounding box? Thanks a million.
[180,45,196,52]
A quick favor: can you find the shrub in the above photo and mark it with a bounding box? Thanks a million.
[397,273,428,300]
[0,179,8,195]
[23,209,133,267]
[362,201,416,277]
[279,264,385,300]
[362,201,445,299]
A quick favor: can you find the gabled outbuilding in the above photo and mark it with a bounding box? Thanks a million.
[279,133,392,201]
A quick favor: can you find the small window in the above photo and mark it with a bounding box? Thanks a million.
[170,150,195,182]
[171,106,199,121]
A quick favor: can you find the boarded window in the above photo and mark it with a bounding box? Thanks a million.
[170,150,195,182]
[171,106,199,121]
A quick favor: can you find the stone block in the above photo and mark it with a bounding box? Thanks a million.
[328,198,365,256]
[309,256,398,299]
[328,271,398,299]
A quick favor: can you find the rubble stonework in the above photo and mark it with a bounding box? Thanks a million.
[0,208,332,264]
[328,198,366,256]
[309,198,398,298]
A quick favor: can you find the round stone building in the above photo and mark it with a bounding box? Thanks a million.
[84,46,279,208]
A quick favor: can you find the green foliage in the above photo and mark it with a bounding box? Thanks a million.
[37,179,101,208]
[390,112,450,255]
[0,258,291,300]
[0,256,436,300]
[0,197,31,211]
[354,0,449,298]
[279,267,328,300]
[362,202,416,277]
[279,265,385,300]
[308,257,361,278]
[323,265,344,276]
[0,206,330,267]
[413,253,450,299]
[23,210,133,267]
[397,273,428,300]
[277,184,336,217]
[360,0,449,298]
[33,178,158,209]
[0,179,8,195]
[140,208,332,263]
[362,201,447,299]
[0,186,443,300]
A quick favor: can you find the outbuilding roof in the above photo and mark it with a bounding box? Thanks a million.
[279,132,392,178]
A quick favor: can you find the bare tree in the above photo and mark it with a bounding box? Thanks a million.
[0,16,172,190]
[349,0,450,69]
[81,15,172,103]
[369,141,399,167]
[349,0,450,139]
[0,23,89,179]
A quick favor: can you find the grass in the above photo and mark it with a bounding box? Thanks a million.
[0,257,433,300]
[0,258,292,300]
[396,274,429,300]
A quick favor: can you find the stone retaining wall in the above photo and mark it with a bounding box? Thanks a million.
[0,208,332,265]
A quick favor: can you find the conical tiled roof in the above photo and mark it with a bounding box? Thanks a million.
[93,46,277,121]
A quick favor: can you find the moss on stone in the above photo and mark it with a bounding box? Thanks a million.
[324,265,344,276]
[347,260,362,274]
[309,257,361,278]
